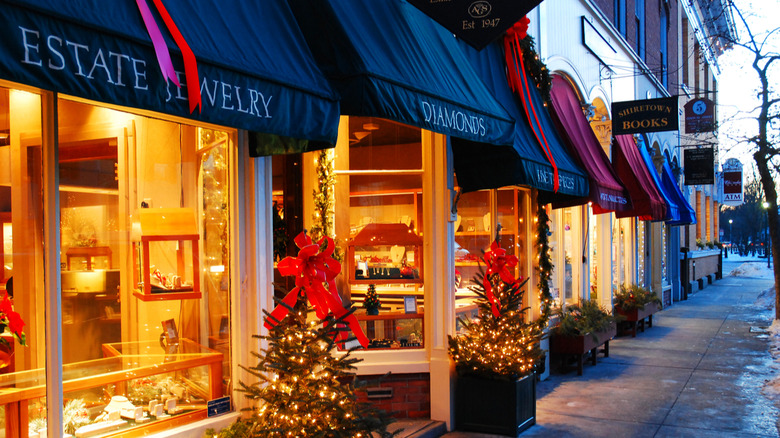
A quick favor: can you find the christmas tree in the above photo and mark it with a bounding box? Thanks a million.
[448,233,544,379]
[208,231,396,437]
[362,284,380,314]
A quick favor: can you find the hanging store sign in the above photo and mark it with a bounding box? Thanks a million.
[684,97,715,133]
[611,96,679,135]
[722,170,743,205]
[683,147,715,185]
[407,0,544,49]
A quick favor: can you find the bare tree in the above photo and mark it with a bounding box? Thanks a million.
[722,1,780,317]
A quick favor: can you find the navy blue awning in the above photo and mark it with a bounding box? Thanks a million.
[0,0,340,150]
[288,0,515,147]
[450,41,589,198]
[661,161,696,225]
[638,144,680,223]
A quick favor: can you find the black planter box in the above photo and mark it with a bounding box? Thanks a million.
[455,373,536,436]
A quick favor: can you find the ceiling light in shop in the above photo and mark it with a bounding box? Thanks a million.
[362,123,379,131]
[354,131,371,141]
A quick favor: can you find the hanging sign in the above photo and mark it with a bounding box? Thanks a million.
[722,170,743,204]
[683,147,715,185]
[611,96,679,135]
[684,98,715,133]
[407,0,544,49]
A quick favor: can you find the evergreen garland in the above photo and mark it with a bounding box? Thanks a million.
[211,298,396,437]
[535,195,554,332]
[519,34,551,101]
[310,149,342,261]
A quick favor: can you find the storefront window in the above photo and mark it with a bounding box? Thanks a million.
[562,208,574,302]
[588,207,598,300]
[637,220,647,288]
[0,84,46,436]
[454,186,530,315]
[0,96,236,437]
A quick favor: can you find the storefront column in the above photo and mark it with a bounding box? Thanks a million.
[596,213,613,308]
[422,131,456,428]
[235,137,274,412]
[650,222,664,297]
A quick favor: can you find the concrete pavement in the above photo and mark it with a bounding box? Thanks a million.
[441,255,779,437]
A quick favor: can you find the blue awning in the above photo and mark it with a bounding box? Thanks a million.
[661,161,696,225]
[0,0,340,151]
[449,41,589,198]
[288,0,515,147]
[638,144,680,223]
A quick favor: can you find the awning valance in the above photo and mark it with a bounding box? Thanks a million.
[450,41,588,198]
[661,161,697,226]
[548,76,632,213]
[0,0,340,149]
[288,0,515,147]
[613,135,667,221]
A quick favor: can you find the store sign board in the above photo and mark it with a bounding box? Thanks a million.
[684,97,715,133]
[0,3,339,144]
[722,170,743,205]
[611,96,679,135]
[683,147,715,185]
[207,396,231,417]
[407,0,543,49]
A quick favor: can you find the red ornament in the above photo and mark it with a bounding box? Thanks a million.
[265,232,368,348]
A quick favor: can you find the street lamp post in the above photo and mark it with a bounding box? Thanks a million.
[728,219,733,256]
[763,202,771,268]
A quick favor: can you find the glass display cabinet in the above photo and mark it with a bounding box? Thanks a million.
[355,313,424,349]
[0,339,222,437]
[131,208,201,301]
[348,223,423,284]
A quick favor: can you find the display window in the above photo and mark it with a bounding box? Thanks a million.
[0,86,235,436]
[562,208,575,302]
[454,186,531,317]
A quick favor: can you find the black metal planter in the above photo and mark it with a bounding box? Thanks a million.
[455,372,536,436]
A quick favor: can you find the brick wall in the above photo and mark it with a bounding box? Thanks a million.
[356,373,430,419]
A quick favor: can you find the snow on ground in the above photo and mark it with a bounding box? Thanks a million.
[730,261,774,278]
[743,263,780,402]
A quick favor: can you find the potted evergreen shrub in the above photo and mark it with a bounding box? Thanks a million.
[613,283,661,337]
[549,299,617,375]
[448,240,544,436]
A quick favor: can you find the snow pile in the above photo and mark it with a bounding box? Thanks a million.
[764,317,780,400]
[730,262,774,278]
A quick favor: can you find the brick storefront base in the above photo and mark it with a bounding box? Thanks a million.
[356,372,430,418]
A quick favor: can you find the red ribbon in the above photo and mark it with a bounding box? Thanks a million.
[265,232,369,348]
[504,17,559,192]
[134,0,202,113]
[482,240,520,317]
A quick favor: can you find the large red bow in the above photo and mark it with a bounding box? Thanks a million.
[483,240,520,317]
[265,232,368,348]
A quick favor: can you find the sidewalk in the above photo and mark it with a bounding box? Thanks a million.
[442,259,779,437]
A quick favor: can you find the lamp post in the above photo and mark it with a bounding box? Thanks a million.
[729,219,733,255]
[763,202,771,268]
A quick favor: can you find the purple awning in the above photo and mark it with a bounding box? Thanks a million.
[612,135,667,221]
[548,76,632,213]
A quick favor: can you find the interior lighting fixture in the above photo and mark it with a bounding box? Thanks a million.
[362,122,379,131]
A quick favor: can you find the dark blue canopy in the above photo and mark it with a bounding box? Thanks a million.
[638,144,680,223]
[661,161,696,225]
[288,0,515,147]
[0,0,340,150]
[449,41,589,198]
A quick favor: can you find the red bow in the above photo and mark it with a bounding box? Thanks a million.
[265,232,368,348]
[482,240,519,317]
[507,16,530,41]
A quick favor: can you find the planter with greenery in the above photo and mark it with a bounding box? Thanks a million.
[549,299,617,375]
[613,283,661,337]
[448,239,544,436]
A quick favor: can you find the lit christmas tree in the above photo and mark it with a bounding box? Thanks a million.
[362,284,380,314]
[448,232,544,379]
[209,232,395,438]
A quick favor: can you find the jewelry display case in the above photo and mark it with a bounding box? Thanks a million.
[355,313,424,349]
[0,339,222,437]
[131,208,201,301]
[348,223,423,285]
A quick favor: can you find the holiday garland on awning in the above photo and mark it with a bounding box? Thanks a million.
[503,17,558,191]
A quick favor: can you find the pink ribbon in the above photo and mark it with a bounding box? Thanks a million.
[134,0,202,113]
[265,232,369,348]
[482,240,520,317]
